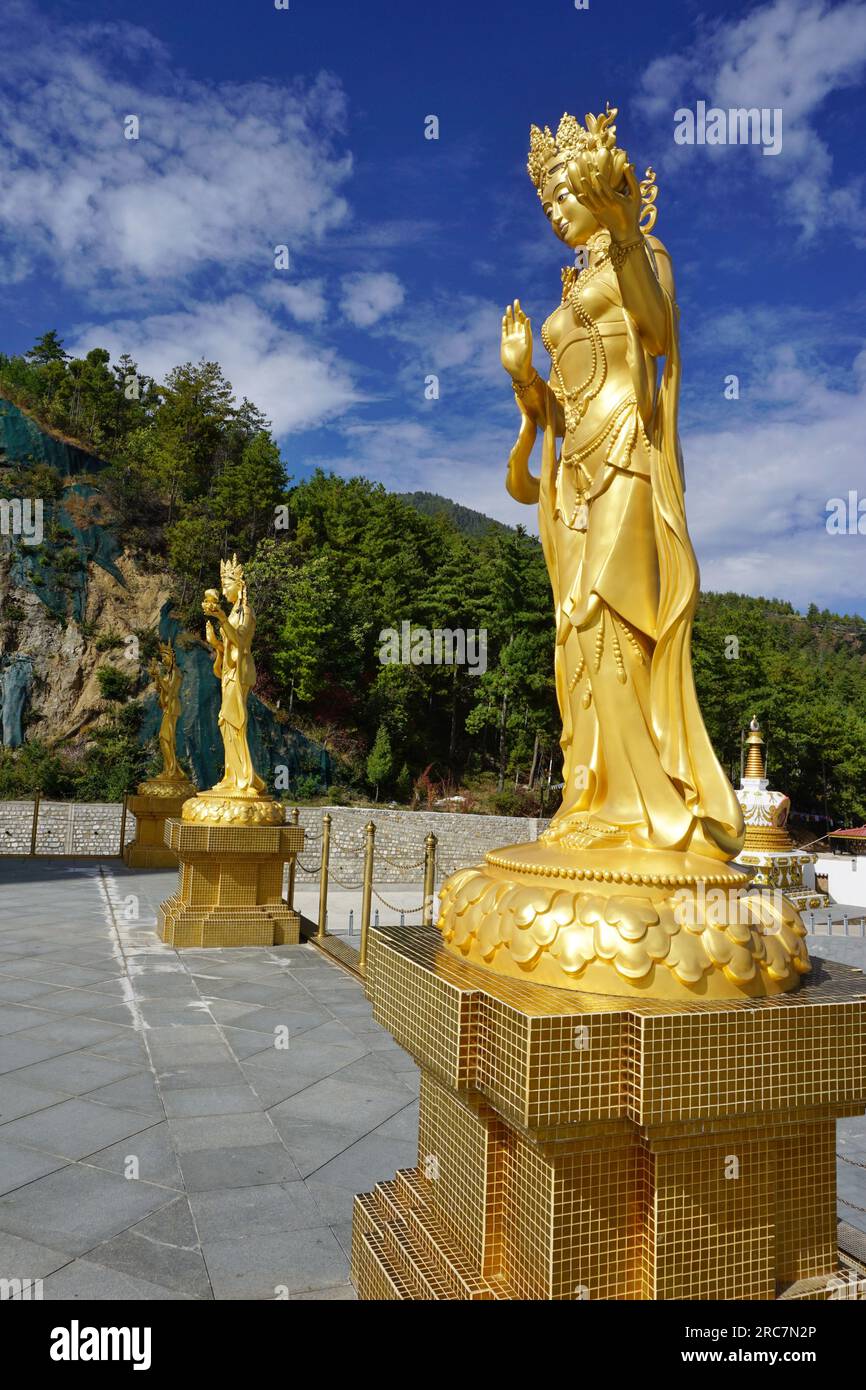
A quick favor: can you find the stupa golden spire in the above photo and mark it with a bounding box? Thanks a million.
[743,714,767,782]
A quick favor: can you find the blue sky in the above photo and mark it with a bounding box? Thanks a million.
[1,0,865,612]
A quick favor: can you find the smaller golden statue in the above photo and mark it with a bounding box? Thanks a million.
[182,555,282,824]
[139,640,193,796]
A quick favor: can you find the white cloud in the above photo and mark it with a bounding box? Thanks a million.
[341,272,405,328]
[66,296,364,434]
[381,295,503,392]
[636,0,866,240]
[0,4,351,294]
[263,279,328,325]
[683,341,866,609]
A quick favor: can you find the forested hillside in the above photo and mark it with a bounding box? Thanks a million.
[2,333,865,823]
[397,492,510,537]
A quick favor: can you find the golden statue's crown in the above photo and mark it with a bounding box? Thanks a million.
[220,553,245,586]
[527,104,659,231]
[527,104,619,192]
[157,639,175,665]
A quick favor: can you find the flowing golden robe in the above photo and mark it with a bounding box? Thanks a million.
[508,232,743,861]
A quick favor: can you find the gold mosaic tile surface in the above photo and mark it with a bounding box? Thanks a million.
[369,924,866,1129]
[353,925,866,1301]
[158,821,302,948]
[165,819,304,856]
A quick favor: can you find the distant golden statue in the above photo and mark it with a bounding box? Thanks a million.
[139,640,192,796]
[182,555,282,825]
[150,641,183,783]
[438,106,810,998]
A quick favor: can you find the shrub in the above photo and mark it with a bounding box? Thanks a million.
[293,773,324,801]
[97,665,134,702]
[133,628,161,662]
[0,741,74,798]
[492,787,534,817]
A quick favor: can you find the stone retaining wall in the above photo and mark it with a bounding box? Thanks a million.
[0,800,132,856]
[0,800,548,882]
[292,806,549,884]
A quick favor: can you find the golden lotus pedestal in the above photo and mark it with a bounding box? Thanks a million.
[123,783,195,870]
[158,811,303,949]
[352,922,866,1301]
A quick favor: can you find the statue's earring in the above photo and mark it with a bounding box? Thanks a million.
[639,167,658,233]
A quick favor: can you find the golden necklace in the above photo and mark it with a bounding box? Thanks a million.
[542,232,610,435]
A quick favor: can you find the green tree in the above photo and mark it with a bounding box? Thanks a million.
[25,330,68,365]
[153,360,236,517]
[212,431,287,553]
[166,512,224,599]
[273,554,349,705]
[366,724,394,800]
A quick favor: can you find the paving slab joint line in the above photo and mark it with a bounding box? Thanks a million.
[95,864,216,1298]
[303,1096,420,1181]
[96,864,348,1259]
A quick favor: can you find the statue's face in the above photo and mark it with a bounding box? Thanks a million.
[541,160,598,247]
[222,578,240,604]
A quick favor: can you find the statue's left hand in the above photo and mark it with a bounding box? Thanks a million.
[567,159,641,243]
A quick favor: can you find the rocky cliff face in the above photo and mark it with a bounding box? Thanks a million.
[0,544,172,744]
[0,397,329,791]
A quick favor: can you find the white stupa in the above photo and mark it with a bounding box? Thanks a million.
[735,715,826,909]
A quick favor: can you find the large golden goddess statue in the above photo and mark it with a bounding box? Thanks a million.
[437,107,810,998]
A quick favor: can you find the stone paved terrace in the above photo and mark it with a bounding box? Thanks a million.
[0,858,864,1300]
[0,858,419,1300]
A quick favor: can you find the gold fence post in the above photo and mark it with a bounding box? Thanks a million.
[29,790,41,857]
[118,792,129,858]
[287,806,299,908]
[317,812,331,940]
[422,831,437,927]
[359,820,375,976]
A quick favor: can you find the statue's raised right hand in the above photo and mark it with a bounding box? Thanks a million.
[501,299,533,384]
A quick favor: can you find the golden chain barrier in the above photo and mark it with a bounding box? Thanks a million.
[329,874,365,891]
[374,851,427,870]
[372,889,425,914]
[305,814,438,971]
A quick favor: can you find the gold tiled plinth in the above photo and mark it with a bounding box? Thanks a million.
[123,790,194,869]
[352,924,866,1301]
[158,820,303,948]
